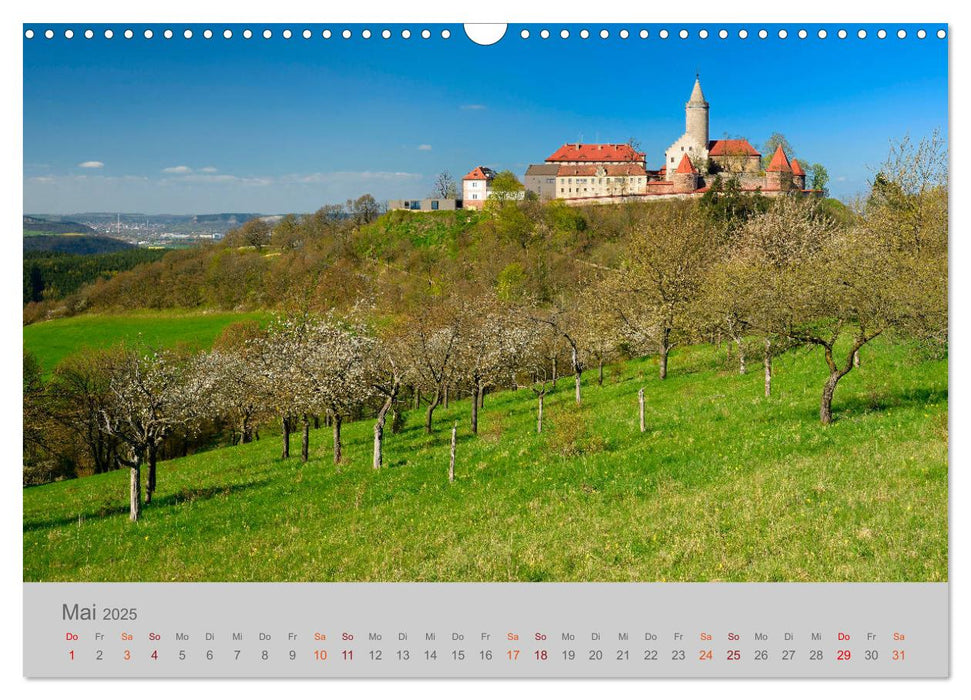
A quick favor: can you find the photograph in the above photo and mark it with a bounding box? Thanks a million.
[22,23,947,585]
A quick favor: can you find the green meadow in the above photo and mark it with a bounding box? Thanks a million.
[23,336,947,583]
[23,311,272,375]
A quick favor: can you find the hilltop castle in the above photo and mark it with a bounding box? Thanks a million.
[518,75,812,205]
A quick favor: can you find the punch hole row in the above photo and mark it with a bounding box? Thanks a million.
[23,26,947,42]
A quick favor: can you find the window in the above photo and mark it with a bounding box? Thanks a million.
[431,201,439,211]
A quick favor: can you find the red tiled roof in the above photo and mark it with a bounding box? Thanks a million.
[556,164,648,177]
[790,159,806,176]
[708,139,760,157]
[766,145,792,173]
[646,180,674,187]
[463,166,496,181]
[546,143,645,163]
[675,153,697,174]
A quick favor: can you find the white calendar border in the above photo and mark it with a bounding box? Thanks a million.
[3,0,963,698]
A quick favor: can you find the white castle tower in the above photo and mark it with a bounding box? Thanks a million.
[664,75,711,180]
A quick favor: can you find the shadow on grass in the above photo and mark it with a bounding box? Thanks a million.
[814,385,948,423]
[23,478,272,532]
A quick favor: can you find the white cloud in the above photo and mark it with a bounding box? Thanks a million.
[460,104,486,111]
[417,144,433,151]
[199,166,219,173]
[77,161,104,169]
[163,165,193,174]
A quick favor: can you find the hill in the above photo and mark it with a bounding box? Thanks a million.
[23,215,97,236]
[23,234,134,255]
[23,248,169,305]
[23,310,272,376]
[22,337,947,582]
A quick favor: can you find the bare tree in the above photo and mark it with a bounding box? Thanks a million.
[432,170,458,199]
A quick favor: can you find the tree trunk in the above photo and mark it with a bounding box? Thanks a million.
[478,386,485,409]
[638,387,645,433]
[443,384,449,409]
[551,355,558,385]
[301,414,310,463]
[659,347,669,380]
[373,393,394,470]
[537,394,544,434]
[471,381,480,434]
[129,456,141,523]
[572,346,582,405]
[598,358,604,386]
[853,349,861,368]
[281,416,291,459]
[414,387,421,410]
[241,416,253,444]
[736,338,746,374]
[333,414,343,464]
[313,415,320,429]
[425,388,441,434]
[764,339,772,398]
[448,421,457,483]
[820,373,841,425]
[145,444,157,505]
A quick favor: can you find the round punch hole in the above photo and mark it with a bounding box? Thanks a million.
[44,29,54,39]
[164,29,173,39]
[244,29,253,39]
[917,29,926,39]
[699,29,708,39]
[342,29,351,39]
[144,29,153,39]
[778,29,788,39]
[441,29,451,39]
[758,29,768,39]
[283,29,292,39]
[580,29,589,39]
[639,29,648,39]
[937,29,946,39]
[718,29,728,39]
[838,29,847,39]
[124,29,133,40]
[520,29,529,39]
[105,29,114,39]
[362,29,371,39]
[560,29,569,39]
[798,29,807,39]
[858,29,867,39]
[85,29,94,39]
[659,29,669,39]
[818,29,827,39]
[303,29,311,39]
[383,30,391,39]
[679,29,688,39]
[540,29,549,39]
[877,29,887,39]
[323,29,332,39]
[421,29,431,39]
[738,29,748,39]
[401,29,410,39]
[897,29,907,39]
[619,29,629,39]
[24,29,34,39]
[203,29,213,39]
[223,30,232,39]
[65,29,74,39]
[183,29,192,39]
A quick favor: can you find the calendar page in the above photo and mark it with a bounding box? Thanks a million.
[20,16,949,682]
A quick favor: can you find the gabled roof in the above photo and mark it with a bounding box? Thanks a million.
[546,143,645,163]
[790,159,806,176]
[708,139,760,157]
[766,145,792,173]
[675,153,697,174]
[463,166,496,181]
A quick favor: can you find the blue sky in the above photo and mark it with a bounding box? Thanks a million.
[23,23,948,214]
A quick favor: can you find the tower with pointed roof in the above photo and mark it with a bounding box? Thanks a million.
[765,145,794,191]
[664,75,711,181]
[685,74,709,152]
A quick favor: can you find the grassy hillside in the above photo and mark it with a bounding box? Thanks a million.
[23,337,947,582]
[23,310,271,375]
